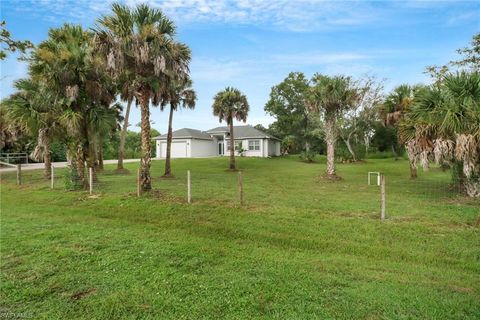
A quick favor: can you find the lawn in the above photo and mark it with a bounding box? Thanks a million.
[1,156,479,319]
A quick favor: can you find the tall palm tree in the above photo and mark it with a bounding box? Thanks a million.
[95,2,191,191]
[308,74,358,177]
[401,71,480,197]
[162,77,196,177]
[212,87,249,170]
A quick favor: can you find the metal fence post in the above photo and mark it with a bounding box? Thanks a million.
[187,170,191,204]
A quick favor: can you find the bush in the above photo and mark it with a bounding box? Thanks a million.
[63,165,83,191]
[299,150,317,162]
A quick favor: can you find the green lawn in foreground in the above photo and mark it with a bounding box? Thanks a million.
[1,156,479,319]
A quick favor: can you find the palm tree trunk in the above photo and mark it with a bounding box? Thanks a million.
[325,111,336,176]
[409,160,417,179]
[164,105,175,177]
[43,134,52,179]
[98,142,104,171]
[76,147,86,188]
[117,99,132,170]
[139,90,152,191]
[229,120,236,170]
[87,140,97,182]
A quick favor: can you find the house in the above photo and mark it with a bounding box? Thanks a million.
[153,125,281,158]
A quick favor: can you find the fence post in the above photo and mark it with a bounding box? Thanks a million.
[89,167,93,195]
[380,173,386,220]
[51,165,54,189]
[137,168,141,197]
[16,164,21,185]
[187,170,191,204]
[238,171,244,206]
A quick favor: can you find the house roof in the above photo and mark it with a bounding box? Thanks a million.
[153,125,280,141]
[207,125,280,140]
[153,128,213,140]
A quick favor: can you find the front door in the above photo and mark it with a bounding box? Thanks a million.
[218,142,224,155]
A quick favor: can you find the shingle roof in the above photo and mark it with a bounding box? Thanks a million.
[207,125,280,140]
[153,125,280,141]
[153,128,213,140]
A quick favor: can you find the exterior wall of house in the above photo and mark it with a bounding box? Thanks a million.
[243,139,263,157]
[268,140,277,156]
[190,139,217,157]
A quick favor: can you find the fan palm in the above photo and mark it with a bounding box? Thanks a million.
[401,71,480,197]
[308,74,359,177]
[95,2,191,191]
[5,78,60,178]
[162,77,196,177]
[30,24,116,186]
[212,87,249,170]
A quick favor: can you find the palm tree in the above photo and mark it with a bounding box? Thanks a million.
[212,87,249,170]
[379,84,419,176]
[401,71,480,197]
[308,74,358,177]
[162,77,196,177]
[5,78,59,179]
[30,24,116,187]
[95,2,191,191]
[116,73,135,172]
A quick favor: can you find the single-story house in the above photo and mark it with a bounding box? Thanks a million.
[153,125,281,158]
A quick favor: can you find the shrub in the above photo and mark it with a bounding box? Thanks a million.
[299,150,317,162]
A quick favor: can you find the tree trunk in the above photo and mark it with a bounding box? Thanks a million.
[43,134,52,179]
[139,90,152,191]
[344,131,356,161]
[324,111,336,176]
[392,144,399,161]
[98,142,104,171]
[229,120,236,170]
[76,147,86,188]
[117,99,132,170]
[86,139,97,182]
[164,104,175,177]
[409,160,417,179]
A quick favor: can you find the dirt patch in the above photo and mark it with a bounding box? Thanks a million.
[316,173,343,182]
[71,288,97,301]
[113,168,131,175]
[448,285,474,293]
[159,174,176,179]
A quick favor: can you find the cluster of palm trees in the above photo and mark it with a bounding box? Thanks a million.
[381,72,480,197]
[3,3,197,191]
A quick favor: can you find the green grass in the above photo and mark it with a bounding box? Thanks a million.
[1,156,479,319]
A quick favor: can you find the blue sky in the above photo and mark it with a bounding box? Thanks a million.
[1,0,479,134]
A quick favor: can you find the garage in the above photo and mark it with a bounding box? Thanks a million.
[158,141,188,158]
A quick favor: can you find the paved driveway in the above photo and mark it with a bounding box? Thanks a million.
[0,159,141,172]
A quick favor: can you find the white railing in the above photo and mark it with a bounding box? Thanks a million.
[0,152,29,164]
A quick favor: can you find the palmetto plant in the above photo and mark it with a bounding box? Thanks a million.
[212,87,249,170]
[162,77,196,177]
[308,74,359,177]
[400,71,480,197]
[5,78,60,178]
[95,2,191,191]
[30,23,116,186]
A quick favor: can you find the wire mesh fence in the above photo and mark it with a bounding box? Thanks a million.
[0,162,475,220]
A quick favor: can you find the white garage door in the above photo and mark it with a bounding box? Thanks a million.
[160,141,188,158]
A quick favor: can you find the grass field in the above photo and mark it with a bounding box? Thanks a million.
[1,156,479,319]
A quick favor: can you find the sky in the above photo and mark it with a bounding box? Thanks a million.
[1,0,479,134]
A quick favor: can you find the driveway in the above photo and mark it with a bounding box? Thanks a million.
[0,159,141,172]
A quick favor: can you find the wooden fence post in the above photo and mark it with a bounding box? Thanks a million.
[187,170,191,204]
[137,168,141,197]
[238,171,244,206]
[51,165,54,189]
[89,167,93,195]
[16,164,21,185]
[380,173,386,220]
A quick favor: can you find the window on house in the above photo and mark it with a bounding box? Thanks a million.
[227,141,243,151]
[248,140,260,151]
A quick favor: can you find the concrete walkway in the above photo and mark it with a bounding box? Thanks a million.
[0,159,141,172]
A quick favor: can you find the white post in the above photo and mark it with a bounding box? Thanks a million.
[51,165,54,189]
[368,173,371,185]
[16,164,21,185]
[89,167,93,195]
[380,174,386,220]
[187,170,191,204]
